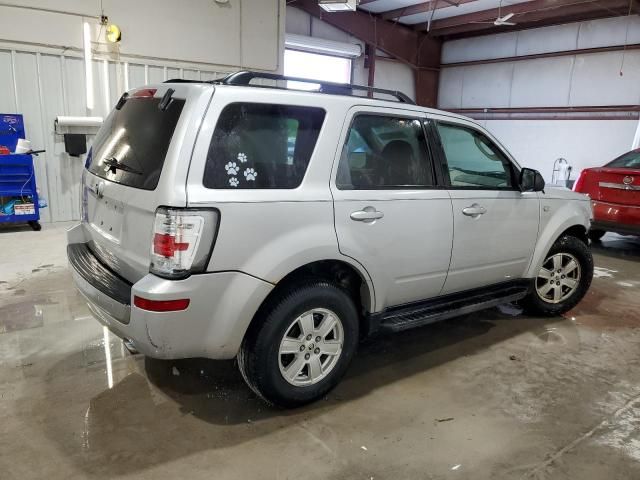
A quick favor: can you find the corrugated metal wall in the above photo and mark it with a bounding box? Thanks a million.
[0,47,230,222]
[437,15,640,179]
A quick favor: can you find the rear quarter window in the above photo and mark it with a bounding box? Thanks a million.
[203,103,325,189]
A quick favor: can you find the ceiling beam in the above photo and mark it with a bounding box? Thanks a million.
[290,0,441,69]
[421,0,631,36]
[380,0,478,21]
[289,0,442,107]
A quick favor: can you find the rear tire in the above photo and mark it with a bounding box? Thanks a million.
[238,280,359,408]
[588,229,606,242]
[522,235,593,316]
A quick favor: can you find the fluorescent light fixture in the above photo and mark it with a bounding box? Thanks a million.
[319,0,357,12]
[83,22,94,110]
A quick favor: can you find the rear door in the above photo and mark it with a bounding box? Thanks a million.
[430,117,540,294]
[331,107,453,311]
[82,84,213,282]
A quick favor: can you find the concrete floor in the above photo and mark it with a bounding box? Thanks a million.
[1,223,639,480]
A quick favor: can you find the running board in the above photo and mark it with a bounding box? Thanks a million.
[372,280,531,333]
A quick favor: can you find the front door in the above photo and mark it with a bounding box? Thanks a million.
[431,119,540,294]
[331,108,453,311]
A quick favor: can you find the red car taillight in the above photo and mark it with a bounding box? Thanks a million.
[150,207,219,279]
[573,169,589,192]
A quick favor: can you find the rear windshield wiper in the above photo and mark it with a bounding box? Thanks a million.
[103,157,142,175]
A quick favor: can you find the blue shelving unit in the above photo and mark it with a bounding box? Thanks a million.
[0,153,41,230]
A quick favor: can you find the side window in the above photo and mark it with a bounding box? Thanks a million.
[436,122,515,189]
[203,103,325,189]
[336,115,434,190]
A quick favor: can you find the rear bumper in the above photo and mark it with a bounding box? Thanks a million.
[67,224,274,360]
[591,200,640,235]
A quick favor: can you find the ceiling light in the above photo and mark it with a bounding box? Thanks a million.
[318,0,357,12]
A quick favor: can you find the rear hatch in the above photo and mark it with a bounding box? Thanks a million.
[81,83,213,283]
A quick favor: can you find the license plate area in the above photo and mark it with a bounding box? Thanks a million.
[87,189,125,244]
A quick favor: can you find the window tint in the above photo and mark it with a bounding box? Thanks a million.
[606,149,640,168]
[436,123,514,189]
[336,115,434,189]
[88,97,184,190]
[203,103,325,189]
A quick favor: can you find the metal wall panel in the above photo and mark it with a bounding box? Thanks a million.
[0,46,229,222]
[442,15,640,64]
[439,51,640,109]
[436,66,464,109]
[570,51,640,106]
[510,56,574,108]
[460,62,513,108]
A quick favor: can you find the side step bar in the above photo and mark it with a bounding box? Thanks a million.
[371,280,531,333]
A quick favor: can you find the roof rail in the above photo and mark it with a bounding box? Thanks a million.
[210,71,415,104]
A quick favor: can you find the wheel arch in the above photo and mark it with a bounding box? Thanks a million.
[526,215,590,278]
[245,258,376,341]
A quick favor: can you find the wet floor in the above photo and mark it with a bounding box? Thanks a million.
[1,223,639,479]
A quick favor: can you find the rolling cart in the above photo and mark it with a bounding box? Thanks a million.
[1,113,43,231]
[0,153,41,230]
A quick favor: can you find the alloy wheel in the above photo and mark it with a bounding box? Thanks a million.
[278,308,344,386]
[535,253,582,304]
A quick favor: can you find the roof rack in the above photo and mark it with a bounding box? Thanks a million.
[165,70,415,105]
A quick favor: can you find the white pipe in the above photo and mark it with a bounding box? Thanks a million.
[55,116,103,128]
[83,22,94,110]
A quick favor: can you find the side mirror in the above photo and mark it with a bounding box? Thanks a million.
[519,168,545,192]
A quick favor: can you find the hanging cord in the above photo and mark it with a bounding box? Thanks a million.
[619,0,633,76]
[19,170,34,204]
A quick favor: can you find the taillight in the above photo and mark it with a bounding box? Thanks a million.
[150,207,219,279]
[573,169,588,192]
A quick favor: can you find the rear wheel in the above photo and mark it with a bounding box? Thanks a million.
[238,280,359,408]
[28,221,41,231]
[522,235,593,316]
[588,229,606,242]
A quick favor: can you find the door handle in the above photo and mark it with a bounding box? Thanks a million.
[350,208,384,222]
[462,203,487,218]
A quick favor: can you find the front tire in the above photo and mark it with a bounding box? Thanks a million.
[238,280,359,408]
[522,235,593,316]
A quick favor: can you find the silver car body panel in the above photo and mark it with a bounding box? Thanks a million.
[68,82,592,360]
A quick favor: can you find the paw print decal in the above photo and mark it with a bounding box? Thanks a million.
[225,162,239,175]
[237,152,248,163]
[244,168,257,181]
[229,177,239,187]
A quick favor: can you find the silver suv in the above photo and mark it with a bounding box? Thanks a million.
[68,71,594,407]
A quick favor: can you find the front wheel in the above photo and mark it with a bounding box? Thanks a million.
[522,235,593,316]
[238,280,359,408]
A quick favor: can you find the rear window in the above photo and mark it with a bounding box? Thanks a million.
[87,97,185,190]
[606,149,640,169]
[203,103,325,189]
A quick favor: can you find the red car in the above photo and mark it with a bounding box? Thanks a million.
[573,148,640,241]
